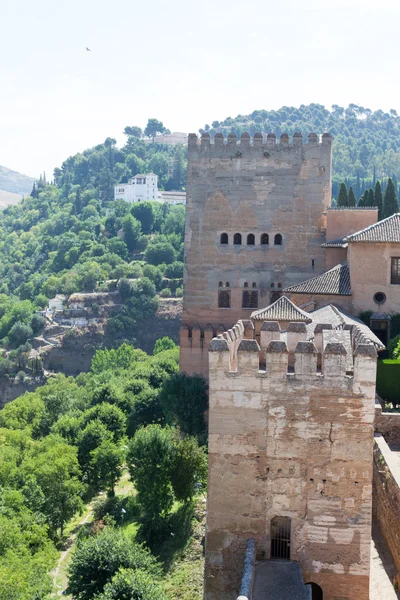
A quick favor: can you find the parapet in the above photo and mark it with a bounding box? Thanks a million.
[209,318,377,388]
[188,132,333,157]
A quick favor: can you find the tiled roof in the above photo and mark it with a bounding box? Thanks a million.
[283,263,351,296]
[345,213,400,243]
[321,237,348,248]
[327,207,378,211]
[307,304,385,351]
[251,296,312,322]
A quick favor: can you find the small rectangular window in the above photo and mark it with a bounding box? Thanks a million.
[391,258,400,284]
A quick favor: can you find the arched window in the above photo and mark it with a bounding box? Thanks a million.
[218,290,231,308]
[274,233,283,246]
[233,233,242,245]
[277,283,282,289]
[252,282,257,288]
[261,233,269,245]
[244,282,248,288]
[226,282,230,287]
[271,516,291,560]
[306,583,323,600]
[220,233,228,244]
[242,291,250,308]
[247,233,255,245]
[250,291,258,308]
[218,281,223,287]
[271,283,275,289]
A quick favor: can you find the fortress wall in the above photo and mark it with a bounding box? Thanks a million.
[205,324,377,600]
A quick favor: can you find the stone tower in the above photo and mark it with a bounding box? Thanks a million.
[180,131,333,376]
[205,315,377,600]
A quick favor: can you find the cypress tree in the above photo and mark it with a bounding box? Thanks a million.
[367,188,375,206]
[348,187,356,207]
[337,183,349,207]
[375,181,383,220]
[383,177,399,218]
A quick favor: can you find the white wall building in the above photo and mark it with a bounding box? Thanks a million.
[114,173,159,203]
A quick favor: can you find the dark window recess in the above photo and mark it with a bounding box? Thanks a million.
[234,233,242,245]
[252,282,257,288]
[244,282,248,288]
[219,281,223,287]
[220,233,228,244]
[271,291,282,303]
[274,233,283,245]
[312,259,315,268]
[250,291,258,308]
[218,290,231,308]
[270,517,291,560]
[226,282,230,287]
[271,283,275,288]
[306,583,323,600]
[247,233,255,245]
[391,257,400,284]
[242,291,250,308]
[261,233,269,245]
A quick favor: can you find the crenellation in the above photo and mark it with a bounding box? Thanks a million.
[294,341,318,376]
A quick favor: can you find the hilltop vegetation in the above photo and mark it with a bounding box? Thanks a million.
[200,103,400,198]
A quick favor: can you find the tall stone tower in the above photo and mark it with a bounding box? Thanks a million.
[205,315,377,600]
[180,131,333,376]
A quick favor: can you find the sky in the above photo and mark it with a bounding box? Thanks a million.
[1,0,400,178]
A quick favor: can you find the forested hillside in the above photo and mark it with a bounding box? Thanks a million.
[199,103,400,198]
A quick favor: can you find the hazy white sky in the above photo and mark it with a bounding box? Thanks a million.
[1,0,400,178]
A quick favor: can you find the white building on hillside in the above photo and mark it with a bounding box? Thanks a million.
[114,173,159,203]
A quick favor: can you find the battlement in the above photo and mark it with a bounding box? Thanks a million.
[188,131,332,157]
[208,319,377,385]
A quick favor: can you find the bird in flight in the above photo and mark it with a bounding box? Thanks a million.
[86,47,91,51]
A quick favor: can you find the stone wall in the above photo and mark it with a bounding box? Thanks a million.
[372,434,400,579]
[181,132,332,376]
[205,322,376,600]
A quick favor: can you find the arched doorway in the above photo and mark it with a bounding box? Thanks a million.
[270,516,291,560]
[306,582,323,600]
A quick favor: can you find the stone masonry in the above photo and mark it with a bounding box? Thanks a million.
[205,316,377,600]
[180,132,332,376]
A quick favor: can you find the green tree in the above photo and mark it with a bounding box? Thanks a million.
[122,215,141,253]
[153,336,176,355]
[123,126,143,138]
[159,373,209,439]
[68,528,160,600]
[144,240,176,265]
[348,186,356,207]
[144,118,166,142]
[130,201,155,234]
[383,177,399,218]
[375,180,383,220]
[127,425,175,523]
[367,188,375,206]
[337,183,349,207]
[170,436,207,503]
[77,420,113,479]
[90,440,123,495]
[81,403,127,441]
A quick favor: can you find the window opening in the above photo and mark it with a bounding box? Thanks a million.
[252,282,257,288]
[271,516,291,560]
[391,257,400,284]
[312,259,315,268]
[218,281,223,287]
[234,233,242,245]
[271,283,275,288]
[220,233,228,245]
[242,291,250,308]
[271,291,282,303]
[277,283,282,289]
[274,233,283,245]
[250,291,258,308]
[218,290,231,308]
[247,233,255,245]
[374,292,386,304]
[244,282,248,288]
[226,282,230,287]
[261,233,269,245]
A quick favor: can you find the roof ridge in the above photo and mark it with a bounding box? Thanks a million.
[345,213,400,242]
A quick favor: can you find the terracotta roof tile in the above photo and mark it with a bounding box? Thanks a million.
[283,263,351,296]
[346,213,400,243]
[251,296,312,322]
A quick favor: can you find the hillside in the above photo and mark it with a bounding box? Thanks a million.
[199,103,400,198]
[0,189,23,208]
[0,164,35,196]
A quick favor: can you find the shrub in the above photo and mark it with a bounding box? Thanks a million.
[164,261,184,279]
[377,359,400,407]
[8,322,33,348]
[144,241,176,266]
[96,567,164,600]
[175,286,183,297]
[171,436,207,503]
[153,337,176,355]
[30,313,46,335]
[68,527,160,600]
[159,288,171,298]
[388,335,400,358]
